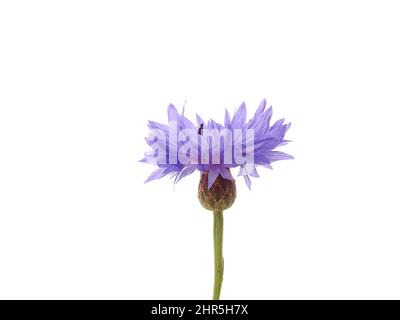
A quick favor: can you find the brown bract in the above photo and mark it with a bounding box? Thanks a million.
[198,172,236,212]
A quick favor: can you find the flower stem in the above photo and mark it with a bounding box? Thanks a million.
[213,210,224,300]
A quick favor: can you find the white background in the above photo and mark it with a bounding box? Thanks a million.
[1,1,400,299]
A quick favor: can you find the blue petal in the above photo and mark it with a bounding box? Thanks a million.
[243,175,252,190]
[148,120,169,132]
[224,109,231,128]
[231,102,247,128]
[219,166,234,181]
[208,166,220,189]
[174,165,197,183]
[145,168,170,183]
[270,118,285,131]
[249,165,259,177]
[255,99,266,115]
[262,163,273,170]
[167,104,179,122]
[266,151,294,162]
[196,114,205,127]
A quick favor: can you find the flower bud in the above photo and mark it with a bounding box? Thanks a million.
[198,172,236,212]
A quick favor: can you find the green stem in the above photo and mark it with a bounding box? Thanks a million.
[213,211,224,300]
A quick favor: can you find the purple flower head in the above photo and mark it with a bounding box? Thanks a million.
[141,99,293,189]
